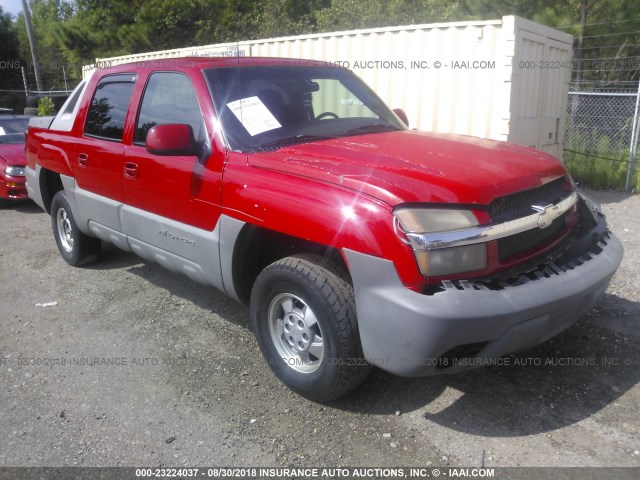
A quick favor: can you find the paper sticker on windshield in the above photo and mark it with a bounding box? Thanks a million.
[226,96,281,136]
[0,127,5,135]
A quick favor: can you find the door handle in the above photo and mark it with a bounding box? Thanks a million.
[78,153,88,167]
[124,162,138,179]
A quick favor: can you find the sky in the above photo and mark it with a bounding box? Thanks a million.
[2,0,24,18]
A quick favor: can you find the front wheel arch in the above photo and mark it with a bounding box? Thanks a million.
[231,224,348,304]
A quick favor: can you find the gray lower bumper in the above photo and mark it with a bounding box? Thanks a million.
[344,232,623,376]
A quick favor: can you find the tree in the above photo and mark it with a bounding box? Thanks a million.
[245,0,319,38]
[0,6,24,112]
[459,0,546,20]
[0,6,20,66]
[534,0,640,85]
[57,0,151,63]
[463,0,640,85]
[313,0,461,32]
[14,0,76,91]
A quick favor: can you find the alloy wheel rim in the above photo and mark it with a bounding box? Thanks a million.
[267,293,324,374]
[56,208,74,253]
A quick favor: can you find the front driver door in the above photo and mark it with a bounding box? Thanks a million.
[122,71,225,288]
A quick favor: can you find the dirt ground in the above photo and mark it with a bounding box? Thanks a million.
[0,187,638,470]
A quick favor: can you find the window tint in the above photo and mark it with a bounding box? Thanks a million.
[84,74,136,141]
[135,72,205,145]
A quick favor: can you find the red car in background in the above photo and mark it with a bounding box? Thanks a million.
[0,115,31,207]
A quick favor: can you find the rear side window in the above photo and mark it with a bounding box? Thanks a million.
[134,72,205,145]
[84,74,136,141]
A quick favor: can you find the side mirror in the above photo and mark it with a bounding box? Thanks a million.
[393,108,409,128]
[146,124,197,156]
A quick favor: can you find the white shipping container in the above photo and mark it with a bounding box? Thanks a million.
[89,15,572,158]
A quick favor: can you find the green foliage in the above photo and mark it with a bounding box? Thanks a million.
[313,0,461,32]
[0,5,25,112]
[245,0,316,38]
[37,96,55,116]
[533,0,640,84]
[0,6,20,61]
[459,0,528,18]
[56,0,151,62]
[14,1,78,90]
[564,148,639,191]
[564,119,639,191]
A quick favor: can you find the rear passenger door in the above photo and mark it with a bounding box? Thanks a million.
[73,73,136,231]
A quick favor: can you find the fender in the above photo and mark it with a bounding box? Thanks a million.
[221,153,422,289]
[27,129,74,178]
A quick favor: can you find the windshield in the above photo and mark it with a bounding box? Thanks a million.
[204,66,405,152]
[0,117,30,144]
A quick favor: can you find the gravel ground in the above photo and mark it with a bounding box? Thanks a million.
[0,188,638,469]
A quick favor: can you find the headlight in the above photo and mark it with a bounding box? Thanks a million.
[394,208,478,233]
[4,165,25,177]
[394,208,487,277]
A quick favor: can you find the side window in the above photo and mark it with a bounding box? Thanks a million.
[134,72,205,145]
[84,74,136,141]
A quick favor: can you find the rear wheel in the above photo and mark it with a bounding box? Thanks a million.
[250,254,370,402]
[51,191,101,266]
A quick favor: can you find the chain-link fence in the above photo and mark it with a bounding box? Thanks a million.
[564,87,639,191]
[0,62,81,115]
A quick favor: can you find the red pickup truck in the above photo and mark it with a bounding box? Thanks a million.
[26,57,623,401]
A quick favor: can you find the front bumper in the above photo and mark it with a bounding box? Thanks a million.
[344,205,624,377]
[0,174,27,201]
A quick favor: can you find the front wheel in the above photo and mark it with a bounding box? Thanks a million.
[250,255,371,402]
[51,191,101,266]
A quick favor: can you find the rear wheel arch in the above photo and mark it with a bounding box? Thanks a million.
[39,168,64,214]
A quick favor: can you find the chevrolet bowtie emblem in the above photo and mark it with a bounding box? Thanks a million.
[531,203,559,229]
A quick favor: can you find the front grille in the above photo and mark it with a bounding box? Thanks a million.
[488,176,572,261]
[489,176,570,223]
[497,212,568,261]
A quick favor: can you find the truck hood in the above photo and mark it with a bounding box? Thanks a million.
[0,144,27,167]
[248,130,567,206]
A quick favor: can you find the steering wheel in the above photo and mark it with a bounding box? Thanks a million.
[315,112,339,120]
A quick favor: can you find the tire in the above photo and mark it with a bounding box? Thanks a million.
[250,254,371,402]
[50,191,101,266]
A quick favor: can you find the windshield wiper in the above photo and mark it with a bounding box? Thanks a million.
[344,124,402,136]
[255,134,336,151]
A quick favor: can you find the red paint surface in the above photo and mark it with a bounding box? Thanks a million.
[0,140,28,200]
